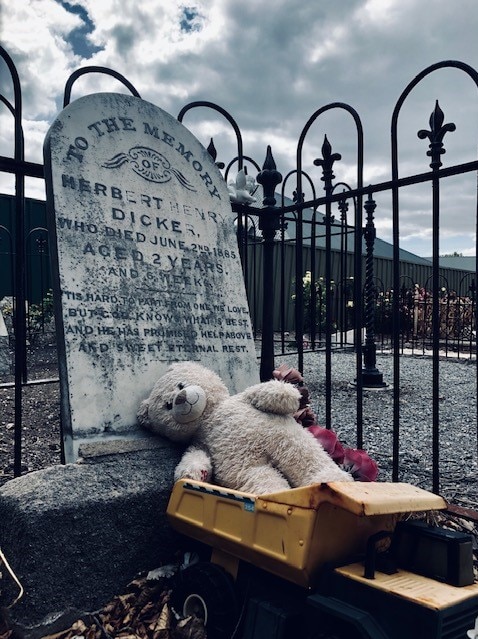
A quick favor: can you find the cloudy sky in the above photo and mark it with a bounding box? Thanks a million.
[1,0,478,256]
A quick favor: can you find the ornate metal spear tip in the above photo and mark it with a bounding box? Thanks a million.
[256,145,282,206]
[313,135,342,166]
[313,135,342,189]
[206,137,225,169]
[417,100,456,170]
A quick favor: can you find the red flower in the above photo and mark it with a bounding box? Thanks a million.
[342,448,379,482]
[307,425,345,465]
[272,364,304,385]
[275,362,380,482]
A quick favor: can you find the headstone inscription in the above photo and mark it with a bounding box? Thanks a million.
[44,93,259,462]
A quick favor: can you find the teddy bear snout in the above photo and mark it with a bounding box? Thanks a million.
[174,391,188,406]
[172,385,207,424]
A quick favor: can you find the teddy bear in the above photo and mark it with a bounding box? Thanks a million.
[137,361,352,495]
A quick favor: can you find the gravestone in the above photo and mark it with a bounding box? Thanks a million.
[44,93,259,462]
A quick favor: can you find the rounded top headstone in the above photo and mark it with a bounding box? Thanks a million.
[44,92,259,461]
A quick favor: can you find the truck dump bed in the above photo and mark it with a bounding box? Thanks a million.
[167,479,446,588]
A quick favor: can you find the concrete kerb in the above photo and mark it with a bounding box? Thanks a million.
[0,438,183,637]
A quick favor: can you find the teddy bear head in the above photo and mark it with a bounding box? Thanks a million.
[137,361,230,442]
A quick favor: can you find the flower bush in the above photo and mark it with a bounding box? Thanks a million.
[374,284,476,340]
[273,363,379,481]
[294,277,475,342]
[293,271,335,334]
[374,288,413,335]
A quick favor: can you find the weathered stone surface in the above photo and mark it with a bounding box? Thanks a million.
[0,443,183,633]
[43,93,259,461]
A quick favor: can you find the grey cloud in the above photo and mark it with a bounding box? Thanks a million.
[2,0,478,256]
[110,24,137,57]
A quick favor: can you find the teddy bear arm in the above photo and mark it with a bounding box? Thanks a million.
[241,379,300,415]
[174,445,213,483]
[273,433,353,486]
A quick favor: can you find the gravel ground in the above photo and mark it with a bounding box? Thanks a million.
[277,350,478,506]
[0,332,61,487]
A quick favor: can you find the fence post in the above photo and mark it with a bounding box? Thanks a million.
[314,135,342,427]
[0,46,27,476]
[256,146,282,381]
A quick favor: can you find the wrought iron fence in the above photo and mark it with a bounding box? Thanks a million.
[1,45,478,509]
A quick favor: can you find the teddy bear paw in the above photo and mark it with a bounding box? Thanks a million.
[175,467,211,482]
[174,447,213,483]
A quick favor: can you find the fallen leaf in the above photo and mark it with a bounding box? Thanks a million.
[173,616,207,639]
[149,604,172,632]
[40,619,89,639]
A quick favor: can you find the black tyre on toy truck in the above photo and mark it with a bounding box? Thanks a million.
[172,561,239,639]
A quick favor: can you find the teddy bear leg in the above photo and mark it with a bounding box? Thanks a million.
[235,466,291,494]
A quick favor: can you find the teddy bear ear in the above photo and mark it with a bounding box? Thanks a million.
[137,399,150,427]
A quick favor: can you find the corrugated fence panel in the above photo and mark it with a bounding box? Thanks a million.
[245,243,474,332]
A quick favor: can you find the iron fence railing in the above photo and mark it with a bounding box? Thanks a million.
[1,45,478,509]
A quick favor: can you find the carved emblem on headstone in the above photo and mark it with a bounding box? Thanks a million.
[102,145,197,189]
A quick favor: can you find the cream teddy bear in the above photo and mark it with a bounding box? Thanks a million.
[137,361,352,495]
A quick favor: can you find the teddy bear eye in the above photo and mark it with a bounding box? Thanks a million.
[165,401,173,410]
[178,383,185,390]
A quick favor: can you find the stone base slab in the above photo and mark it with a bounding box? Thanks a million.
[0,439,183,636]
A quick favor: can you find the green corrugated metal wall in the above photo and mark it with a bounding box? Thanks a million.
[0,194,51,304]
[0,194,474,325]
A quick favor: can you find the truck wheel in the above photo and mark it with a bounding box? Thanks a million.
[172,561,238,639]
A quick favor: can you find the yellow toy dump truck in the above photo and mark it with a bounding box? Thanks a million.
[167,479,478,639]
